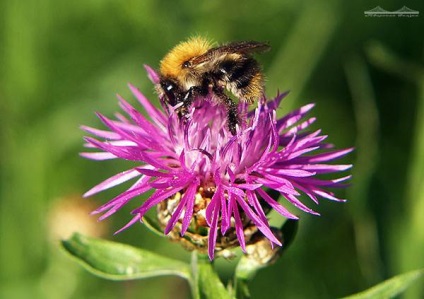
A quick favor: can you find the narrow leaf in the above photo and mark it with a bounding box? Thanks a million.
[61,233,190,281]
[235,219,299,282]
[142,215,165,237]
[341,269,424,299]
[280,219,299,254]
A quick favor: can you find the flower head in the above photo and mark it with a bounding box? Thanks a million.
[82,66,352,259]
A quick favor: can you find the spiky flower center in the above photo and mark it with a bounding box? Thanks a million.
[157,187,257,257]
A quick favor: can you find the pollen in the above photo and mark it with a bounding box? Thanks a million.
[159,36,212,78]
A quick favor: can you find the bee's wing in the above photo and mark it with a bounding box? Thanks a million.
[191,41,270,65]
[214,41,270,54]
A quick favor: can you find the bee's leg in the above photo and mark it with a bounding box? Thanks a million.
[225,98,239,135]
[182,87,197,106]
[175,85,209,125]
[181,86,201,114]
[213,88,239,135]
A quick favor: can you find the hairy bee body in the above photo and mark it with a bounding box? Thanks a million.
[157,37,269,134]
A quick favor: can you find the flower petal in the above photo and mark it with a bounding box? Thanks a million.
[256,188,299,219]
[208,199,220,260]
[84,169,141,197]
[181,181,199,234]
[235,195,282,246]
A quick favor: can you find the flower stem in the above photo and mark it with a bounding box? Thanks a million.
[191,250,233,299]
[190,251,201,299]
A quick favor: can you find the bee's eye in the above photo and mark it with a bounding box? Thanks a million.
[160,80,179,106]
[161,80,174,91]
[182,61,191,68]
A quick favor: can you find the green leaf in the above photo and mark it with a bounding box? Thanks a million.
[142,215,166,237]
[61,233,190,281]
[235,219,299,282]
[234,279,251,299]
[194,253,233,299]
[234,220,299,298]
[280,219,299,254]
[341,269,424,299]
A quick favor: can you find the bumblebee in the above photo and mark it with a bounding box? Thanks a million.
[157,37,270,135]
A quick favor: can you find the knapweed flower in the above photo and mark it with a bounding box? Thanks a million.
[81,66,352,259]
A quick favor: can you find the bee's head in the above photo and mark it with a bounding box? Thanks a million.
[159,36,212,81]
[158,78,179,107]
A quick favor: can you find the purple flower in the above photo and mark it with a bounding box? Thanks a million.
[81,66,352,259]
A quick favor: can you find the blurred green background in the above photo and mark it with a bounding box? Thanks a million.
[1,0,423,298]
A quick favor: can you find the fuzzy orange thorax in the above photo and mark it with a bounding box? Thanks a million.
[159,37,212,79]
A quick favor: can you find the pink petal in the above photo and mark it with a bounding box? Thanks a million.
[84,169,141,197]
[235,195,282,246]
[256,188,299,219]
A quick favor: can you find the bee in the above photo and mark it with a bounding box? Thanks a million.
[157,37,270,135]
